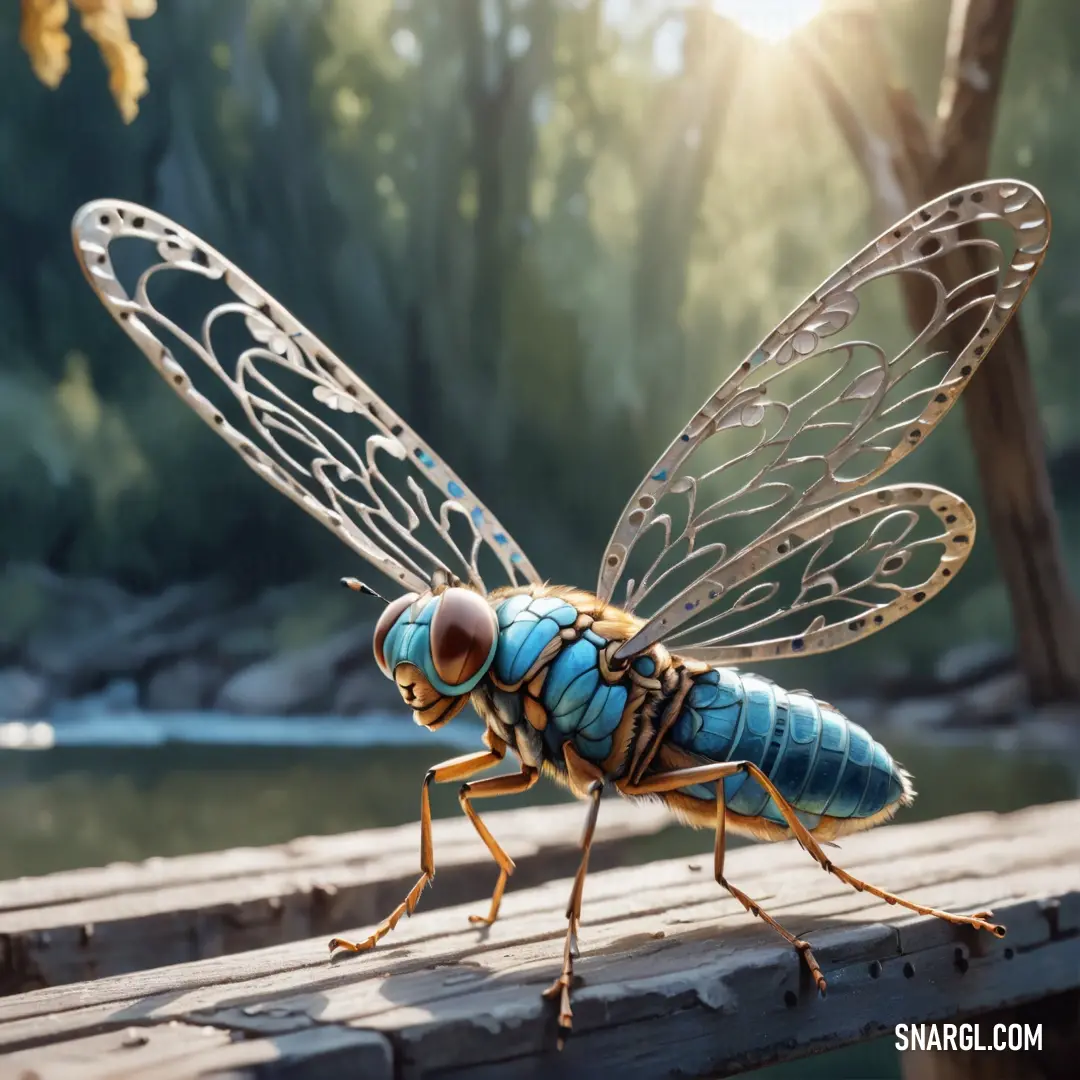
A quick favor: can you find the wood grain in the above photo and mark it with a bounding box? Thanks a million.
[0,800,1076,1079]
[0,799,674,996]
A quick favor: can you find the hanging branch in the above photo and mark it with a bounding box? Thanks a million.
[801,0,1080,705]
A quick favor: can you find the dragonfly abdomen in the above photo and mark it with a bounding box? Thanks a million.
[667,668,911,835]
[484,588,911,840]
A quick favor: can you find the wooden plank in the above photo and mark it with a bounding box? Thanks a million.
[0,1024,392,1080]
[0,799,674,996]
[0,801,1076,1079]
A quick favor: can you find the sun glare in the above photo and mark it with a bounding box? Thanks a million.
[712,0,824,43]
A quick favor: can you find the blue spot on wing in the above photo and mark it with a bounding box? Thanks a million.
[510,552,523,564]
[471,507,484,526]
[651,469,668,482]
[415,448,435,468]
[494,533,508,545]
[447,481,464,498]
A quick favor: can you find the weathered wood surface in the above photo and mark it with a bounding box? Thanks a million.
[0,801,1076,1079]
[0,799,674,997]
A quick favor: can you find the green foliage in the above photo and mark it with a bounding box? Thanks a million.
[2,0,1078,682]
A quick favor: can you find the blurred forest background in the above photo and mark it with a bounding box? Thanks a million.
[4,7,1079,1075]
[2,0,1079,696]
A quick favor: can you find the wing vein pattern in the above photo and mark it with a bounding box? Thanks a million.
[71,201,540,595]
[597,181,1048,662]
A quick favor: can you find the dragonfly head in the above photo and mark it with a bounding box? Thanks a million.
[372,586,498,729]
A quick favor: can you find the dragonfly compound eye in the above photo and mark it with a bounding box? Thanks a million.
[430,587,498,690]
[373,591,419,676]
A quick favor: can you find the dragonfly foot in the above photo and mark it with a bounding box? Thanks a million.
[542,975,573,1050]
[969,909,1005,935]
[328,935,375,955]
[793,938,827,994]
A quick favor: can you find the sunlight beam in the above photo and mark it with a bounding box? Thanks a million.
[712,0,824,44]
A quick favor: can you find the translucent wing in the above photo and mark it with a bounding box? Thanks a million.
[72,200,540,595]
[617,484,973,662]
[596,180,1049,660]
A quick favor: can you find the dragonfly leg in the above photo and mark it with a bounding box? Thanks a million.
[622,757,1005,969]
[327,743,507,956]
[542,743,606,1049]
[690,761,1002,938]
[620,760,826,991]
[711,790,828,993]
[459,764,540,926]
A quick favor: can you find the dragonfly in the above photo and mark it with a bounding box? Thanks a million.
[71,179,1048,1044]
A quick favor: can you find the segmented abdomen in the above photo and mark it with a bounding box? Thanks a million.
[669,668,908,828]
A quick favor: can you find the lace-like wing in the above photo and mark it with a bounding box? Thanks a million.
[596,180,1048,660]
[72,200,540,595]
[617,485,973,662]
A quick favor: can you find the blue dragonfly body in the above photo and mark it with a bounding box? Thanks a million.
[385,586,909,841]
[71,178,1048,1043]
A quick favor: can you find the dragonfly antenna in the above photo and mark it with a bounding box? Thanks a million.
[341,578,388,604]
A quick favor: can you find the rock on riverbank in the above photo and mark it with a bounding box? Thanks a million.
[0,562,1051,745]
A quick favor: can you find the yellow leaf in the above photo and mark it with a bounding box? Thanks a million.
[77,3,151,124]
[73,0,156,18]
[24,0,156,122]
[20,0,72,90]
[121,0,157,18]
